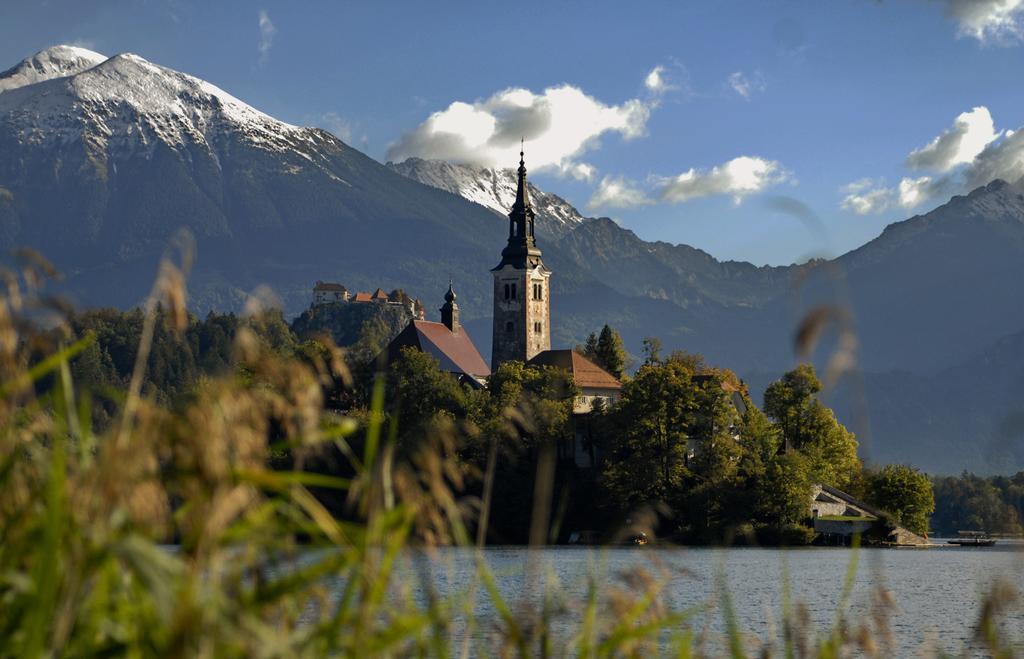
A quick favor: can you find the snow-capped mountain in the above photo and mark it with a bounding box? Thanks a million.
[387,157,585,238]
[0,46,521,311]
[0,45,107,93]
[0,45,325,162]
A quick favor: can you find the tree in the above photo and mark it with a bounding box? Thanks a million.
[599,359,699,511]
[594,325,627,380]
[579,325,628,379]
[641,337,662,365]
[580,332,599,361]
[866,464,935,535]
[931,472,1023,535]
[683,392,742,541]
[472,361,577,543]
[386,346,469,453]
[763,364,861,490]
[756,451,815,543]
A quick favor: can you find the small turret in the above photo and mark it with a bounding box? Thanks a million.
[440,281,460,334]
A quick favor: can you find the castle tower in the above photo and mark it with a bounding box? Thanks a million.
[440,281,460,333]
[491,148,551,369]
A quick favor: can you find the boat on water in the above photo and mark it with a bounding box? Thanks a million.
[947,531,997,547]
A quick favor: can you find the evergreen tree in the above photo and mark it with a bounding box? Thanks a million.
[581,332,599,361]
[594,325,627,380]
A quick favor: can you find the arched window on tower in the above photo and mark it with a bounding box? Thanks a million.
[504,283,510,300]
[505,321,514,333]
[511,283,517,300]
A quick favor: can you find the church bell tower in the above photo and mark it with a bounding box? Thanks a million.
[491,148,551,370]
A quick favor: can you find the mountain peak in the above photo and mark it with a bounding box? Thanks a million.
[387,157,586,238]
[0,44,107,93]
[0,44,303,153]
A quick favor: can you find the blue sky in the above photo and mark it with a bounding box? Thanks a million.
[2,0,1023,265]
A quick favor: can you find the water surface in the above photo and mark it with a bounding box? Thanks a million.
[394,542,1024,655]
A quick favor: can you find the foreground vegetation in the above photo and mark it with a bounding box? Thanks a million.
[1,253,1020,656]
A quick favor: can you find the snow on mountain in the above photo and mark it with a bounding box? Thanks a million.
[387,157,585,238]
[0,45,314,160]
[0,45,107,93]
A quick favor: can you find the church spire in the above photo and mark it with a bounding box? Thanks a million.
[511,140,532,216]
[493,145,542,270]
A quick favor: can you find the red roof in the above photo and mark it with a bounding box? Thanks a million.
[372,288,389,300]
[386,321,490,378]
[352,292,373,302]
[528,350,621,390]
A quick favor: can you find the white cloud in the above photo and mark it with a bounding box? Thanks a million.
[840,176,936,215]
[962,127,1024,187]
[941,0,1024,43]
[728,71,766,100]
[317,112,353,143]
[659,156,789,204]
[258,10,276,65]
[69,38,98,51]
[840,179,891,215]
[906,106,1000,171]
[645,66,668,94]
[898,176,935,207]
[587,176,652,209]
[842,106,1024,215]
[565,162,597,182]
[387,81,653,178]
[587,156,789,210]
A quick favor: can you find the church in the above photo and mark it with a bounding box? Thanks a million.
[490,149,553,368]
[383,149,622,448]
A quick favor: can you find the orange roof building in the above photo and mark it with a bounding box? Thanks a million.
[383,283,490,386]
[528,349,621,414]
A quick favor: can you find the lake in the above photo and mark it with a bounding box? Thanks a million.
[389,542,1024,655]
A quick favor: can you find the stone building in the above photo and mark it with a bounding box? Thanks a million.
[313,281,349,304]
[312,281,425,319]
[490,149,551,370]
[810,484,929,546]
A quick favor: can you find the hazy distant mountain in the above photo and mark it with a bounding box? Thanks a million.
[4,46,1024,472]
[831,179,1024,372]
[389,158,795,309]
[395,157,1024,374]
